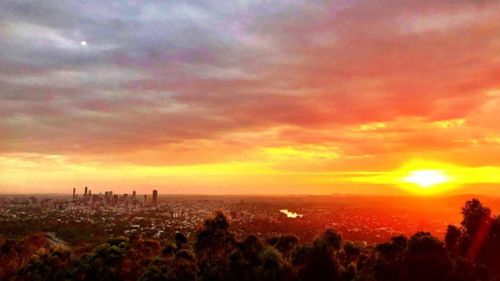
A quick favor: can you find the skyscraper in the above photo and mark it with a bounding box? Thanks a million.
[132,190,137,206]
[152,190,158,207]
[73,188,76,200]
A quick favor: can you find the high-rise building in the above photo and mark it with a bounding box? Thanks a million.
[143,194,147,205]
[73,188,76,200]
[132,190,137,206]
[152,190,158,207]
[91,194,99,206]
[84,186,88,196]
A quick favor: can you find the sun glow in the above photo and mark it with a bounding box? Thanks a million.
[397,162,455,195]
[404,170,449,188]
[349,160,465,195]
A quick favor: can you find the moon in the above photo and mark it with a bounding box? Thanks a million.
[80,41,88,47]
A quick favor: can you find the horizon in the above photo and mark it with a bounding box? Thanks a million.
[2,189,500,200]
[1,1,500,196]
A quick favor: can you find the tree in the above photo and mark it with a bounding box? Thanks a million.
[461,199,491,236]
[169,249,198,281]
[403,232,451,281]
[475,217,500,277]
[70,242,128,281]
[139,260,168,281]
[223,235,263,281]
[445,225,462,256]
[13,246,72,281]
[195,211,235,255]
[292,229,341,281]
[342,241,363,266]
[238,235,263,266]
[139,242,177,281]
[370,235,407,281]
[174,233,188,249]
[194,211,235,281]
[321,228,342,252]
[69,236,161,281]
[256,246,293,281]
[267,235,299,258]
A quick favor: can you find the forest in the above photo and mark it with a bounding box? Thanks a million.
[1,198,499,281]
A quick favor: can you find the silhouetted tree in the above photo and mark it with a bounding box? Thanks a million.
[461,199,491,236]
[292,229,341,281]
[256,246,293,281]
[169,249,198,281]
[403,232,451,281]
[238,235,263,266]
[139,242,177,281]
[223,234,264,281]
[194,211,235,281]
[68,236,161,281]
[267,235,299,258]
[174,233,188,249]
[475,217,500,278]
[13,246,72,281]
[445,225,461,256]
[449,257,490,281]
[343,241,363,263]
[70,238,128,281]
[370,235,407,281]
[139,259,169,281]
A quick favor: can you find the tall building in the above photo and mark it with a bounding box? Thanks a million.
[132,190,137,206]
[84,186,88,196]
[143,195,147,205]
[152,190,158,207]
[72,188,76,200]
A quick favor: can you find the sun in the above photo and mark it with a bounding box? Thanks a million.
[404,170,449,188]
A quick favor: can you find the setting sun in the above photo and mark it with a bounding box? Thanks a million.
[404,170,449,188]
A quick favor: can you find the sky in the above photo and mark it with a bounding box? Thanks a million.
[1,0,500,195]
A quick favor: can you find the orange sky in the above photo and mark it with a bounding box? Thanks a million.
[1,1,500,195]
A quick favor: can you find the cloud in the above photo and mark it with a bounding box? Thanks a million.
[1,0,500,173]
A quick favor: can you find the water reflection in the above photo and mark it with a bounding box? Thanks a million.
[280,209,303,218]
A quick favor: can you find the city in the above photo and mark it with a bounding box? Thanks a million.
[2,191,500,281]
[3,189,497,247]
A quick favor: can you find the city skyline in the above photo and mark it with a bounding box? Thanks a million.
[1,1,500,195]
